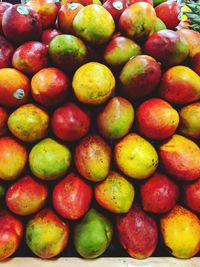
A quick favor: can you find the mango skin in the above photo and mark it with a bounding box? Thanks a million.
[160,205,200,259]
[74,208,113,259]
[26,208,69,259]
[179,102,200,139]
[29,138,71,180]
[154,17,166,32]
[8,104,49,143]
[74,134,111,182]
[97,97,134,140]
[95,171,134,213]
[159,134,200,181]
[159,66,200,105]
[177,29,200,57]
[114,133,158,179]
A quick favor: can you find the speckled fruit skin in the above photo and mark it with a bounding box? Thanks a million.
[0,2,12,34]
[41,28,61,46]
[29,138,71,181]
[117,204,158,259]
[97,97,134,140]
[0,137,28,181]
[74,208,113,259]
[177,29,200,57]
[49,34,88,71]
[159,134,200,181]
[159,66,200,105]
[141,172,179,214]
[58,3,84,34]
[72,62,115,105]
[103,36,141,69]
[73,4,115,45]
[184,179,200,213]
[179,102,200,139]
[8,104,49,143]
[74,134,111,182]
[53,172,93,220]
[191,52,200,76]
[95,171,134,213]
[12,41,48,75]
[0,107,8,137]
[136,98,179,140]
[120,55,161,100]
[0,35,14,69]
[0,211,23,261]
[31,67,69,107]
[160,205,200,259]
[51,102,91,141]
[6,175,48,216]
[26,208,69,259]
[114,133,158,179]
[119,2,156,41]
[103,0,129,22]
[155,1,180,30]
[144,30,189,68]
[2,5,42,45]
[0,68,30,107]
[27,0,58,29]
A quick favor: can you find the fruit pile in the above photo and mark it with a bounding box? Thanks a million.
[0,0,200,261]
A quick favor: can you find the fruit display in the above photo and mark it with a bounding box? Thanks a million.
[0,0,200,261]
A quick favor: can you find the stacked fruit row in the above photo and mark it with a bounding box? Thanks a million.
[0,0,200,261]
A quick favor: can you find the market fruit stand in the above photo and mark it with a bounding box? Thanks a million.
[0,0,200,266]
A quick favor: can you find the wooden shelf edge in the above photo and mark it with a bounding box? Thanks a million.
[1,257,200,267]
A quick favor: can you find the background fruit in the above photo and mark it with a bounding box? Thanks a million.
[191,52,200,75]
[0,35,14,68]
[41,28,61,45]
[0,2,12,34]
[0,107,8,137]
[184,179,200,213]
[74,209,113,258]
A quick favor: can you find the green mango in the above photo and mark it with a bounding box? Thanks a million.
[74,209,113,259]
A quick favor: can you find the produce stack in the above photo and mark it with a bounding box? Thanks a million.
[0,0,200,261]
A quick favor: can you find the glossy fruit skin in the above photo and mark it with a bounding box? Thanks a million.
[0,68,30,107]
[26,208,69,259]
[103,0,129,22]
[0,107,8,137]
[53,172,93,220]
[177,29,200,57]
[73,62,115,105]
[97,97,134,140]
[0,211,23,261]
[0,35,14,69]
[159,66,200,105]
[120,55,161,100]
[155,1,180,30]
[31,67,69,107]
[74,208,113,259]
[58,3,84,34]
[136,98,179,140]
[29,138,71,181]
[179,102,200,139]
[114,133,158,179]
[73,4,115,45]
[95,171,134,213]
[117,204,158,259]
[144,30,189,68]
[2,5,42,45]
[184,179,200,213]
[191,52,200,76]
[119,2,156,41]
[61,0,92,6]
[154,17,166,32]
[51,102,91,141]
[74,134,111,182]
[49,34,88,72]
[160,205,200,259]
[0,2,12,34]
[103,36,141,69]
[41,28,61,46]
[159,134,200,181]
[8,104,49,143]
[129,0,153,6]
[6,175,48,216]
[27,0,59,29]
[0,137,28,181]
[12,41,48,75]
[141,172,179,214]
